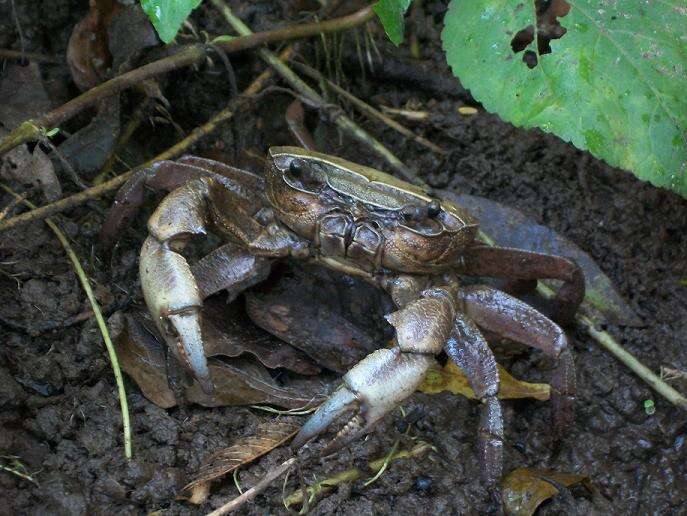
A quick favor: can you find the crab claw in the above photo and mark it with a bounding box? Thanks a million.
[293,292,455,453]
[140,236,214,394]
[292,347,435,452]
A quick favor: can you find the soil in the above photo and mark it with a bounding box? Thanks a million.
[1,1,686,515]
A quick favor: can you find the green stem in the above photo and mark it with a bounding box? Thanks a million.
[579,314,687,410]
[211,0,424,186]
[537,268,687,410]
[0,184,133,458]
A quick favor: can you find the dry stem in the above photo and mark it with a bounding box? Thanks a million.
[212,0,425,186]
[0,52,288,234]
[0,6,374,157]
[294,62,446,155]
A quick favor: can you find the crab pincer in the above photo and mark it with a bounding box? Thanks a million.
[292,289,455,453]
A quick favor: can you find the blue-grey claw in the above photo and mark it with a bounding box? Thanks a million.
[140,236,214,394]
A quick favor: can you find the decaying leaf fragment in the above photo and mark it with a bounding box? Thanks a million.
[109,312,322,410]
[418,361,550,401]
[0,143,62,202]
[501,467,591,516]
[181,419,302,504]
[67,0,119,90]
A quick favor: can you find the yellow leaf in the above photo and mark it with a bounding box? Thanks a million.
[501,467,591,516]
[418,362,550,401]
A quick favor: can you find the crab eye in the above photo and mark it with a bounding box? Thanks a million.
[400,205,424,221]
[285,159,326,192]
[289,159,303,175]
[427,200,441,218]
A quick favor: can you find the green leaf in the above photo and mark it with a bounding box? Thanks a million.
[140,0,203,44]
[373,0,412,45]
[442,1,687,197]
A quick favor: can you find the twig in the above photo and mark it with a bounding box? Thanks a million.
[579,314,687,410]
[380,105,429,121]
[533,272,687,410]
[0,184,133,458]
[212,0,426,187]
[362,439,399,486]
[206,457,298,516]
[0,53,287,234]
[0,189,29,221]
[283,441,434,508]
[294,62,446,155]
[0,6,375,158]
[0,455,38,484]
[0,48,63,64]
[93,97,155,184]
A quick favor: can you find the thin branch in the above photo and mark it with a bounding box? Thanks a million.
[211,0,425,186]
[294,62,447,155]
[206,457,298,516]
[579,314,687,410]
[0,53,288,234]
[1,183,133,458]
[0,48,63,64]
[0,6,374,157]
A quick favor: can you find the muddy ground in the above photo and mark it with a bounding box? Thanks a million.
[1,1,686,515]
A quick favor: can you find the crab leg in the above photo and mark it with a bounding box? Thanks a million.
[292,288,455,452]
[458,285,576,430]
[444,314,503,485]
[456,245,584,325]
[101,157,265,249]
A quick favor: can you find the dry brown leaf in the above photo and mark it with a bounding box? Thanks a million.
[202,296,320,376]
[0,143,62,202]
[0,63,52,130]
[110,312,321,410]
[66,1,119,90]
[501,467,591,516]
[181,419,302,504]
[245,262,393,373]
[418,361,550,401]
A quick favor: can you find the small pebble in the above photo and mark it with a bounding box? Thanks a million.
[415,475,432,492]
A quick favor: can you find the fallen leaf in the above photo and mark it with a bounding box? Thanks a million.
[181,419,302,503]
[439,190,641,326]
[245,262,393,373]
[109,312,323,410]
[0,62,52,130]
[67,0,119,90]
[0,139,62,202]
[418,361,550,401]
[202,295,320,376]
[185,358,319,409]
[56,98,120,177]
[106,3,159,72]
[109,311,176,408]
[501,467,591,516]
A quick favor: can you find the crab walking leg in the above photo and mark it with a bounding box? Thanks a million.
[444,314,503,485]
[292,289,455,452]
[101,158,264,249]
[456,245,584,325]
[459,285,576,430]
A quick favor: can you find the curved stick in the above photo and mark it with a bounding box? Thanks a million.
[0,6,374,157]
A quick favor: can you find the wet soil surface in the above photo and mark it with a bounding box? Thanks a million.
[1,2,686,515]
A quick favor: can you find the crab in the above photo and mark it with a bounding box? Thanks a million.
[102,145,584,485]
